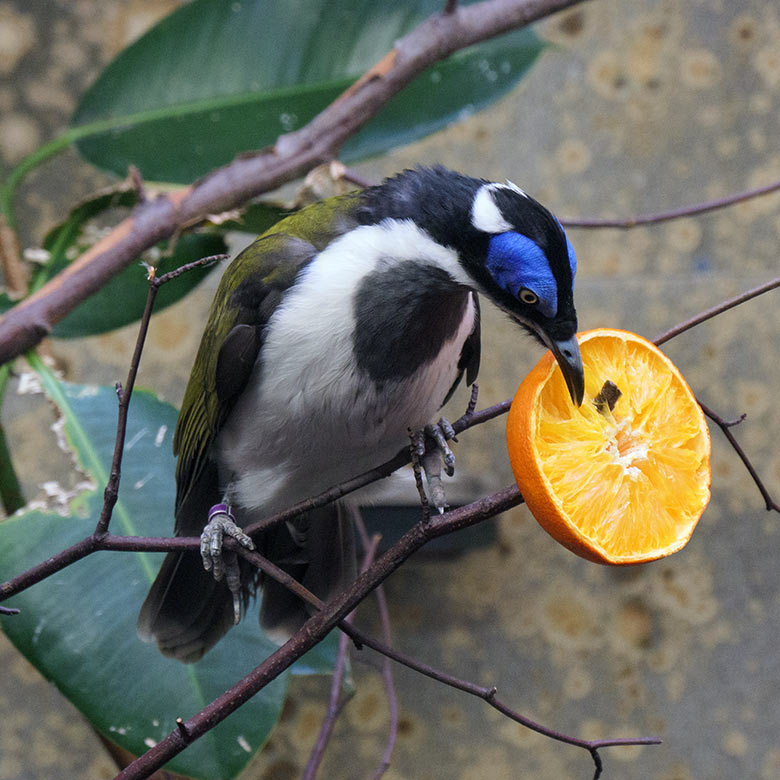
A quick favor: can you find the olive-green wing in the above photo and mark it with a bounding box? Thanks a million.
[172,193,363,524]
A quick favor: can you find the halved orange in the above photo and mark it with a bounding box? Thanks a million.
[506,328,711,564]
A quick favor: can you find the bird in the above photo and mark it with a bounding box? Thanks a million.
[137,165,584,662]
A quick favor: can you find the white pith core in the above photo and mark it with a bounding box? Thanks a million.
[605,417,649,479]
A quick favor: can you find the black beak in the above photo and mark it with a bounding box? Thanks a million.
[549,333,584,406]
[512,317,585,406]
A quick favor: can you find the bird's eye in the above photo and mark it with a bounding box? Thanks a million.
[518,288,539,305]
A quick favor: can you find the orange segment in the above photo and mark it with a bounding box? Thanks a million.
[506,328,711,564]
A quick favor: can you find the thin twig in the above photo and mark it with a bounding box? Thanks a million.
[95,254,227,535]
[562,176,780,229]
[233,531,658,780]
[154,253,227,286]
[95,266,160,535]
[654,274,780,346]
[334,623,661,760]
[698,400,780,514]
[648,279,780,515]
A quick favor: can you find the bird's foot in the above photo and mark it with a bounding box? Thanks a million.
[413,418,458,514]
[202,504,255,624]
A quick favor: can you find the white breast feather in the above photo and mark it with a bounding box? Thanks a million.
[217,220,476,513]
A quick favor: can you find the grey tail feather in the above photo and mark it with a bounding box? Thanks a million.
[138,499,356,660]
[259,502,356,644]
[137,468,251,663]
[137,548,240,663]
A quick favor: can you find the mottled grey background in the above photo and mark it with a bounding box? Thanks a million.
[1,1,779,778]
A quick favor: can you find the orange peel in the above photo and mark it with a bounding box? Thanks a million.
[506,328,711,564]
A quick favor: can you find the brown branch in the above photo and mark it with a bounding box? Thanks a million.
[95,267,158,535]
[304,639,350,780]
[646,281,780,515]
[340,622,659,780]
[698,400,780,514]
[238,535,658,780]
[561,176,780,229]
[0,0,587,367]
[111,486,523,779]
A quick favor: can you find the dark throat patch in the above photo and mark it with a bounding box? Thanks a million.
[353,262,471,384]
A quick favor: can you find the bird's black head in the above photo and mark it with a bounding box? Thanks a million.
[360,167,584,405]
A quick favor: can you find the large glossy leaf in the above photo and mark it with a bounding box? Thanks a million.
[0,367,338,779]
[51,232,226,339]
[72,0,544,182]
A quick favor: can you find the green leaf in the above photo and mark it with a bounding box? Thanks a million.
[51,232,226,339]
[71,0,544,182]
[0,364,338,779]
[38,187,140,285]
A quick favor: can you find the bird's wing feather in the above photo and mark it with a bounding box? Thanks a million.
[173,234,316,521]
[172,192,364,523]
[441,291,481,407]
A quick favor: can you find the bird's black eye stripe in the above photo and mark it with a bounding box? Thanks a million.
[518,288,539,305]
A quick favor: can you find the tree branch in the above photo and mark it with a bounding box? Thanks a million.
[697,400,780,514]
[0,0,587,367]
[653,274,780,346]
[111,486,523,779]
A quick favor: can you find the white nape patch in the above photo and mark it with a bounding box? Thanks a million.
[471,182,526,234]
[371,219,472,286]
[504,179,527,197]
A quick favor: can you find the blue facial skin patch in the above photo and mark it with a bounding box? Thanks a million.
[486,232,559,318]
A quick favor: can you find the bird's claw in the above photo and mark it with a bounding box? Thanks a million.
[412,418,458,514]
[201,504,255,624]
[424,419,457,477]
